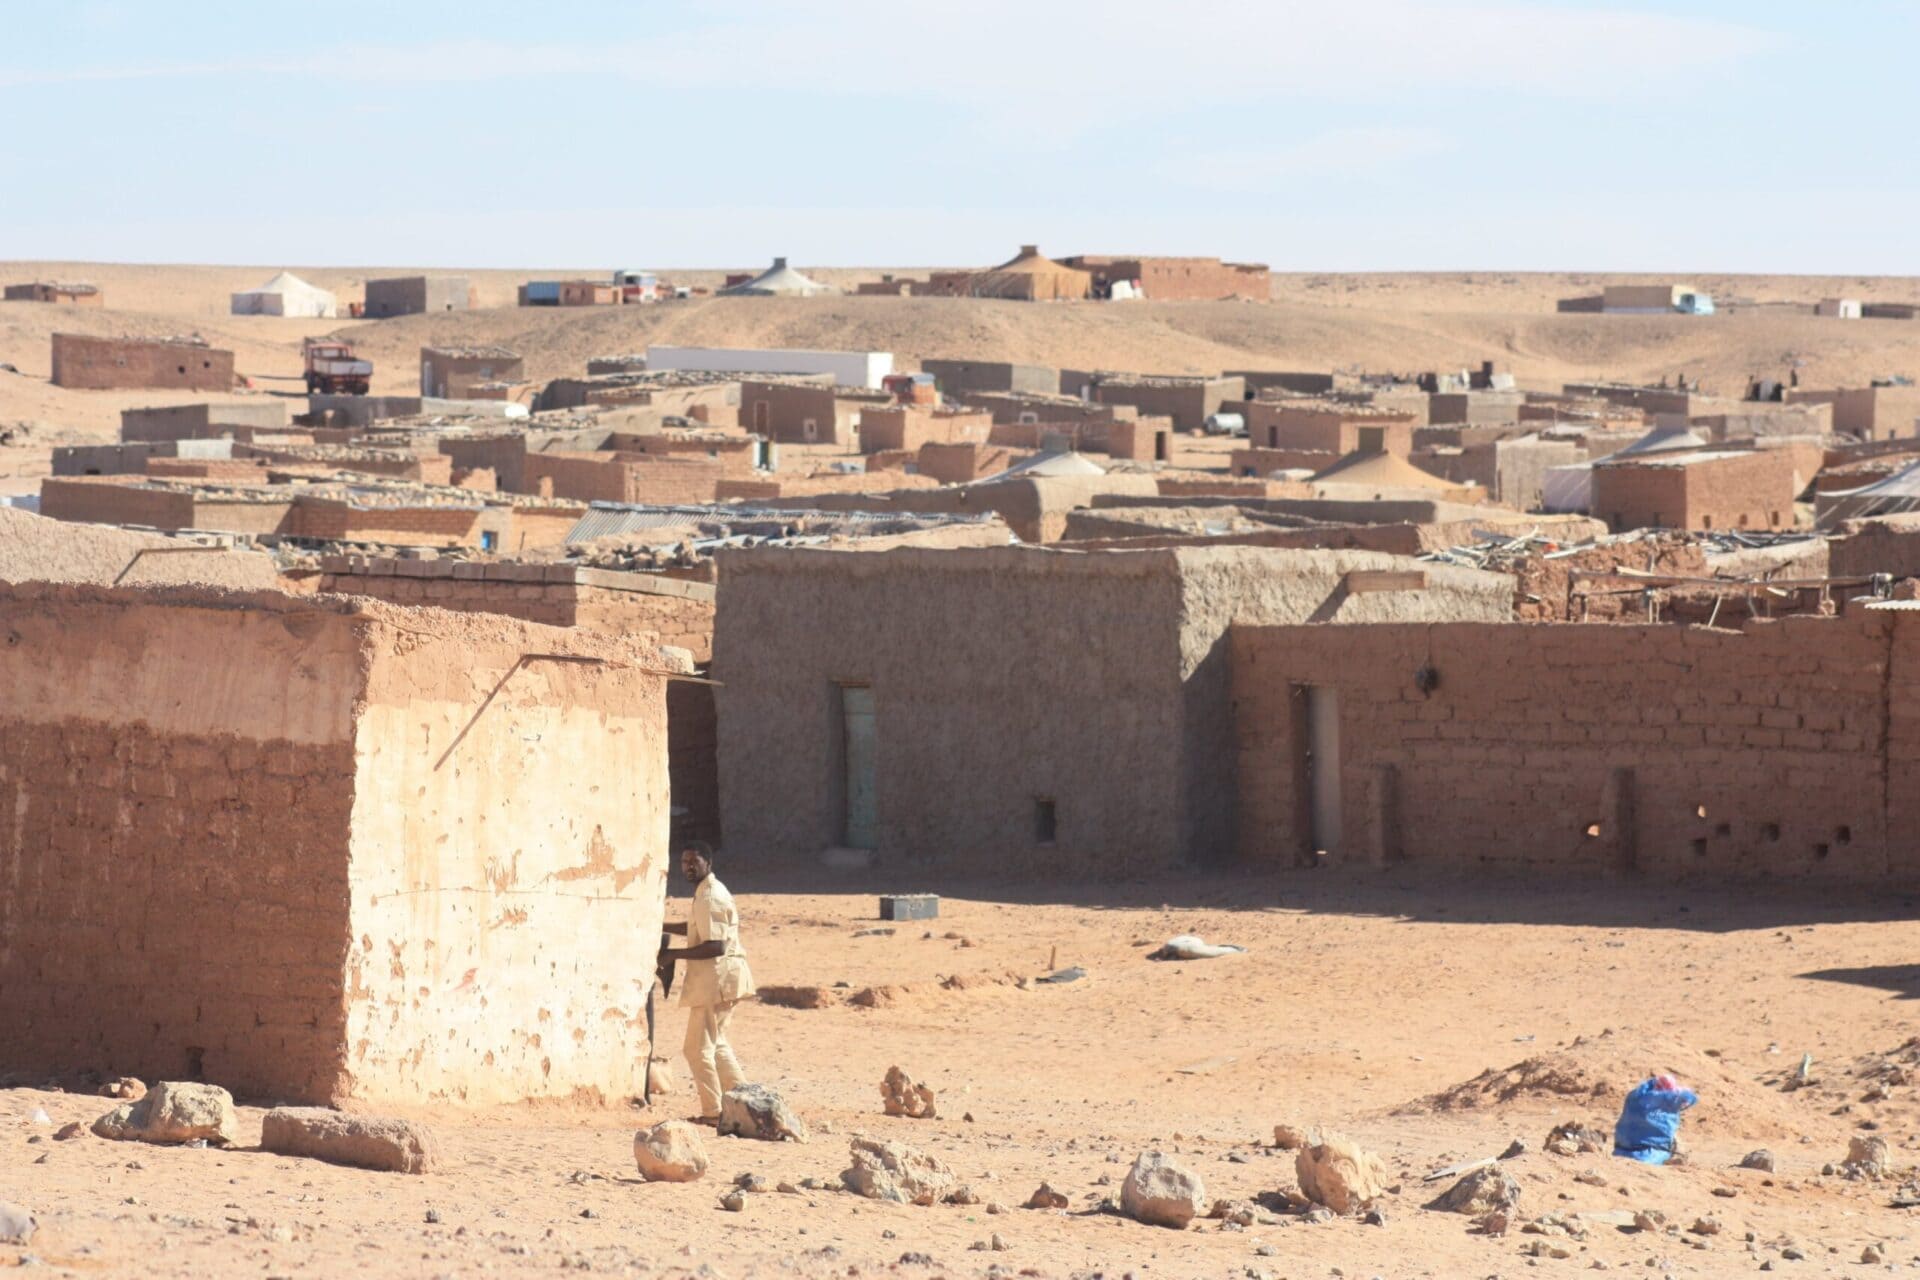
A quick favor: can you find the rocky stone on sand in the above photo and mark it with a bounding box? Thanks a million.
[881,1066,937,1119]
[1544,1121,1608,1156]
[53,1122,83,1141]
[0,1202,34,1246]
[1842,1136,1889,1180]
[944,1185,980,1205]
[841,1138,956,1205]
[92,1081,238,1146]
[718,1190,745,1212]
[718,1083,809,1144]
[1429,1165,1521,1215]
[1025,1183,1069,1210]
[1740,1149,1775,1172]
[1689,1215,1722,1236]
[1294,1133,1387,1215]
[261,1108,439,1175]
[1272,1123,1310,1151]
[1120,1151,1206,1229]
[100,1078,146,1101]
[633,1120,709,1182]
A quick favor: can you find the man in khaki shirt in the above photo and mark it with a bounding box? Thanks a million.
[658,841,755,1124]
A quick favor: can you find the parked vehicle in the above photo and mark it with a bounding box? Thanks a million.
[303,338,372,395]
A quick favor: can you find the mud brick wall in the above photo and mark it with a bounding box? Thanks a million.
[51,333,235,391]
[38,478,196,529]
[316,558,714,659]
[1232,615,1920,881]
[0,585,363,1099]
[0,582,672,1107]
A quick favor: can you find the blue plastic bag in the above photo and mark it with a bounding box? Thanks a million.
[1613,1075,1698,1163]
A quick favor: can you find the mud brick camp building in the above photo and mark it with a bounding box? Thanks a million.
[4,281,102,304]
[0,583,679,1105]
[713,545,1509,876]
[363,275,473,316]
[51,333,234,391]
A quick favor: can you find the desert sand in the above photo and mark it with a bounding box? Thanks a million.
[8,868,1920,1277]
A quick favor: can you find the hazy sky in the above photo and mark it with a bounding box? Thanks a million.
[4,1,1916,271]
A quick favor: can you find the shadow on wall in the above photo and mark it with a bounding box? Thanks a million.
[713,863,1918,934]
[1798,965,1920,1000]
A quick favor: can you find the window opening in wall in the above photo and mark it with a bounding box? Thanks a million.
[1702,516,1712,529]
[479,530,498,551]
[1691,838,1708,857]
[1714,822,1731,837]
[1836,825,1852,845]
[1814,843,1831,860]
[1762,822,1781,842]
[1033,797,1057,844]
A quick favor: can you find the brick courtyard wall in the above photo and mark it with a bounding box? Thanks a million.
[1232,615,1920,881]
[1592,450,1801,532]
[39,478,196,529]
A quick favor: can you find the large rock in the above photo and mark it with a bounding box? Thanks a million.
[0,1202,34,1246]
[881,1066,937,1119]
[1429,1165,1521,1215]
[718,1083,809,1144]
[1120,1150,1206,1229]
[841,1138,956,1205]
[633,1120,709,1183]
[260,1107,438,1174]
[92,1081,238,1146]
[1294,1133,1387,1215]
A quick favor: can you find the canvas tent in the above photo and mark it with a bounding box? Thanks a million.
[230,271,337,318]
[718,257,833,297]
[1816,461,1920,528]
[970,245,1091,302]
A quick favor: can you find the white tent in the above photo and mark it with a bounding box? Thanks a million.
[718,257,834,297]
[230,271,337,318]
[1816,461,1920,528]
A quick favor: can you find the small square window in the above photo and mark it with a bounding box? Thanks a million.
[1033,797,1057,844]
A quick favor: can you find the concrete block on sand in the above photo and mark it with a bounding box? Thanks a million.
[92,1081,239,1147]
[260,1107,440,1175]
[1120,1150,1206,1228]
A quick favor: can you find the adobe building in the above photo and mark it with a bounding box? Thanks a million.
[0,582,674,1104]
[51,333,234,391]
[1428,390,1526,426]
[915,442,1025,484]
[1591,447,1804,533]
[921,359,1060,397]
[713,546,1509,876]
[1066,373,1246,434]
[960,390,1132,430]
[1244,401,1415,456]
[4,281,102,305]
[522,450,734,505]
[1058,255,1270,301]
[536,371,741,417]
[364,275,472,317]
[121,401,291,442]
[859,405,993,454]
[1230,612,1920,881]
[559,280,621,306]
[738,377,890,445]
[420,345,526,398]
[1785,383,1920,441]
[1417,434,1586,510]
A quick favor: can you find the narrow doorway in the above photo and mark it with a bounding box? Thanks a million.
[839,684,877,849]
[1295,685,1342,860]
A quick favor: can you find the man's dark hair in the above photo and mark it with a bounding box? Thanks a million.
[681,839,715,863]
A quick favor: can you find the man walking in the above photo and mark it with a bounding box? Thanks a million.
[658,841,755,1125]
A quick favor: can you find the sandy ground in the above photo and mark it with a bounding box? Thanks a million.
[5,264,1920,449]
[7,869,1920,1277]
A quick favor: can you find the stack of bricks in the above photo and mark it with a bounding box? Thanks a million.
[317,556,714,659]
[1231,613,1920,880]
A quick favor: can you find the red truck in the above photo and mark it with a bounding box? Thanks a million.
[302,338,373,395]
